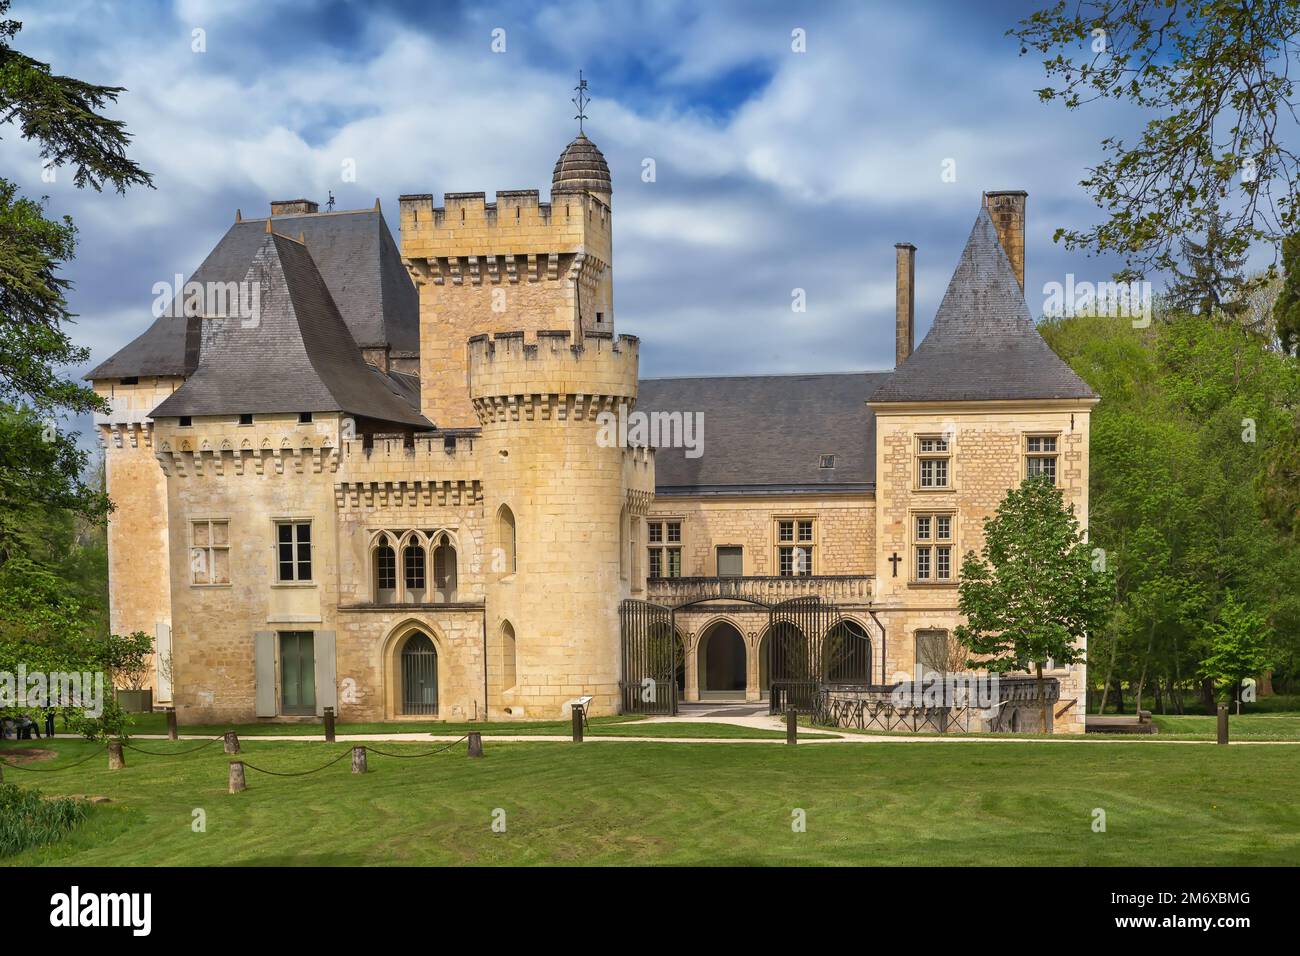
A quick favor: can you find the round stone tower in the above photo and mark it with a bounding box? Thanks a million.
[470,329,640,719]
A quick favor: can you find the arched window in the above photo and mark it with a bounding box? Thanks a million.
[501,620,517,690]
[619,506,628,580]
[374,534,396,604]
[497,505,516,575]
[403,539,426,602]
[433,533,457,602]
[400,632,438,715]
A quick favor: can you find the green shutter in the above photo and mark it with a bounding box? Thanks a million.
[315,630,337,716]
[255,631,276,717]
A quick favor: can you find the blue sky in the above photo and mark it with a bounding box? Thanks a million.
[4,0,1152,437]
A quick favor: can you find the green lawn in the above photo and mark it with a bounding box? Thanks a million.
[1150,713,1300,740]
[4,737,1298,866]
[115,712,826,740]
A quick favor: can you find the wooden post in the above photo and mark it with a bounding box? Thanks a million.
[324,706,336,743]
[107,740,125,769]
[166,709,178,741]
[467,731,483,758]
[224,731,240,754]
[572,705,584,743]
[786,709,797,745]
[1217,703,1229,745]
[228,760,246,793]
[351,746,367,774]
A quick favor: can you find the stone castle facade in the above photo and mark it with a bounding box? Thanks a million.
[90,132,1096,732]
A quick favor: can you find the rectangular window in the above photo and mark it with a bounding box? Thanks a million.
[917,435,951,489]
[239,413,254,425]
[647,521,682,579]
[179,416,192,428]
[190,519,230,585]
[1026,434,1059,485]
[775,517,814,576]
[276,521,312,582]
[404,545,425,591]
[298,412,313,424]
[376,547,395,590]
[912,512,954,582]
[716,546,743,578]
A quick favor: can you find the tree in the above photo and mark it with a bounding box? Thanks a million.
[1199,591,1274,707]
[0,1,152,545]
[1167,213,1250,320]
[1273,232,1300,355]
[1012,2,1300,280]
[955,477,1114,732]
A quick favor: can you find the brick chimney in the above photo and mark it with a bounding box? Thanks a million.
[269,198,319,216]
[895,242,916,368]
[983,190,1027,290]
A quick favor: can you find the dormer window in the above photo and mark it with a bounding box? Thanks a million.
[819,454,835,469]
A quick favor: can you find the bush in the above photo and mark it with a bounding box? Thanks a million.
[0,782,89,857]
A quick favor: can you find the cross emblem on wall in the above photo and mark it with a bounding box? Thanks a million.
[888,552,902,577]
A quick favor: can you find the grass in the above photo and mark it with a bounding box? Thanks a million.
[3,737,1298,866]
[1150,714,1300,740]
[116,712,829,740]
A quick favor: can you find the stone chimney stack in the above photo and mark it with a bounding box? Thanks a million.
[895,242,916,368]
[983,190,1027,290]
[269,198,319,216]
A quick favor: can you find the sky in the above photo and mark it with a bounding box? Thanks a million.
[3,0,1153,442]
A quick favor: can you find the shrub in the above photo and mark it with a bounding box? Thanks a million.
[0,782,89,857]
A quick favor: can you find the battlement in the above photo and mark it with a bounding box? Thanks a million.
[400,188,610,261]
[335,432,480,480]
[467,330,639,422]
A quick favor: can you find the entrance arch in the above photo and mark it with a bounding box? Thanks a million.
[698,621,747,700]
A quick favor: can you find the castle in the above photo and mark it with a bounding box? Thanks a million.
[89,129,1096,732]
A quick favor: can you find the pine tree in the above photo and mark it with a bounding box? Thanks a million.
[1167,213,1250,320]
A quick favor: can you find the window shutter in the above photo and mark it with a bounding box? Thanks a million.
[315,630,337,716]
[255,631,277,717]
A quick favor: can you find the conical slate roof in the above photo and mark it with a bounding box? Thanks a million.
[869,208,1096,403]
[552,133,611,196]
[151,232,430,428]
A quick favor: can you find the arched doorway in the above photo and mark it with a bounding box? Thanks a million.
[825,620,873,684]
[400,632,438,715]
[698,622,747,700]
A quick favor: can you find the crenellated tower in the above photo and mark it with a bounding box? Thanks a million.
[400,134,614,428]
[469,330,648,718]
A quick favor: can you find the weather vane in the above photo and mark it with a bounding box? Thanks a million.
[572,69,590,135]
[326,190,335,212]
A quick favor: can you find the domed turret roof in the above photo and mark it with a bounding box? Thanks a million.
[552,133,611,196]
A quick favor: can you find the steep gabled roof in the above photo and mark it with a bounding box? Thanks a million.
[151,233,430,428]
[869,208,1096,404]
[637,372,888,493]
[86,207,417,379]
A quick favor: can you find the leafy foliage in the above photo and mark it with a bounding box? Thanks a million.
[0,783,88,858]
[1012,1,1300,280]
[955,477,1113,730]
[1041,307,1300,710]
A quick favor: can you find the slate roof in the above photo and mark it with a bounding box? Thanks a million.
[636,372,890,494]
[150,233,430,428]
[868,208,1097,403]
[86,207,417,379]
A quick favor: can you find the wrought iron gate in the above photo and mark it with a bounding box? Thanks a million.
[768,596,845,715]
[619,599,679,715]
[401,632,439,715]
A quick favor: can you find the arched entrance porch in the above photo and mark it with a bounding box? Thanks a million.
[697,621,747,701]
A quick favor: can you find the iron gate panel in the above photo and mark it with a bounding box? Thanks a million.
[401,632,439,716]
[619,599,679,715]
[768,596,846,715]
